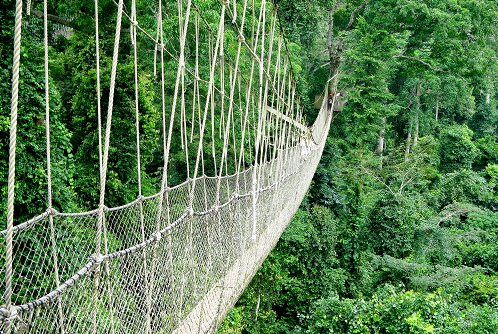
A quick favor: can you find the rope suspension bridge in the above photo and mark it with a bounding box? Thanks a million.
[1,0,335,332]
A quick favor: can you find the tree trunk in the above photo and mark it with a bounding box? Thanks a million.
[414,114,419,146]
[405,119,412,161]
[255,291,261,321]
[413,84,421,147]
[328,1,367,81]
[328,1,346,80]
[376,117,386,155]
[328,8,339,78]
[376,117,386,169]
[376,128,385,155]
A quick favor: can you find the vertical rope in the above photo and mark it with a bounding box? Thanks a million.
[286,73,295,157]
[270,38,283,169]
[4,0,23,332]
[43,0,65,331]
[235,0,260,184]
[212,3,232,323]
[130,0,151,331]
[93,0,124,332]
[189,3,226,209]
[92,0,103,331]
[153,8,160,77]
[216,6,226,207]
[258,10,277,188]
[252,0,266,241]
[209,32,218,176]
[167,0,192,180]
[157,0,166,225]
[222,0,248,183]
[230,67,238,174]
[190,13,200,144]
[149,0,166,330]
[232,0,237,23]
[167,0,192,326]
[284,65,294,165]
[275,40,287,181]
[237,75,245,172]
[179,1,185,152]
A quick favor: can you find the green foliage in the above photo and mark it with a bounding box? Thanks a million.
[222,0,498,332]
[307,285,498,334]
[439,125,479,173]
[434,170,493,208]
[1,3,78,223]
[338,16,402,146]
[476,136,498,169]
[487,164,498,204]
[221,205,346,333]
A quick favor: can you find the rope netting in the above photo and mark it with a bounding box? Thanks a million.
[1,0,334,332]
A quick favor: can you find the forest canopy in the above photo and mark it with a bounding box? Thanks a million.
[219,0,498,333]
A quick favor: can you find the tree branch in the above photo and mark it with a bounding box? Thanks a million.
[394,54,441,72]
[31,9,80,31]
[312,61,332,74]
[346,0,369,30]
[361,166,396,197]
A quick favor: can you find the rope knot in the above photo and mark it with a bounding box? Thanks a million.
[138,195,145,202]
[90,253,105,265]
[47,207,58,216]
[179,58,186,69]
[0,306,18,323]
[153,232,162,242]
[237,34,245,43]
[130,20,138,26]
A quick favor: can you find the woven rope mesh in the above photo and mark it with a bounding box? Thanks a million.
[1,0,334,332]
[1,134,331,333]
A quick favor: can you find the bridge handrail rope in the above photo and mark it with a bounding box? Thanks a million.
[1,0,335,332]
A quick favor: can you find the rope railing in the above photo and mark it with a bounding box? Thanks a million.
[1,0,334,332]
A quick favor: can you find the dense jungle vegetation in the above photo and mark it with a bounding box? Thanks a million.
[219,0,498,333]
[0,0,497,332]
